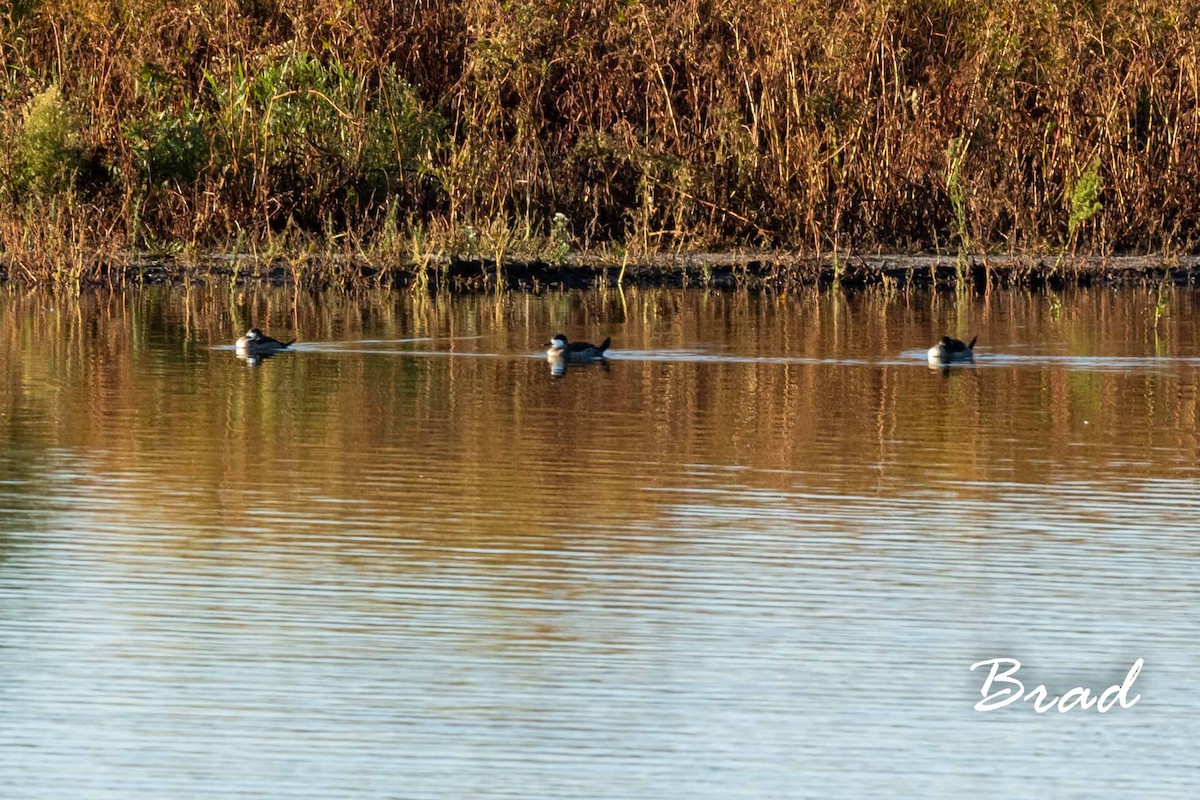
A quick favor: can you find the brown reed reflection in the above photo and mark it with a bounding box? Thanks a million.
[2,285,1199,562]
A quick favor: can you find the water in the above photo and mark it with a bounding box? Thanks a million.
[1,285,1198,798]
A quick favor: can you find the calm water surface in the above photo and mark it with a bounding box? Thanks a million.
[1,285,1199,798]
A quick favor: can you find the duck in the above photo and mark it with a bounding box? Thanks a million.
[544,333,611,361]
[927,335,977,364]
[235,328,294,356]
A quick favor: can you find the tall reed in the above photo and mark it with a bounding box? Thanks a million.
[2,0,1198,282]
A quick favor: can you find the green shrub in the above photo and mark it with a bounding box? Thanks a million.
[11,86,83,197]
[546,212,571,264]
[204,52,445,224]
[125,65,211,187]
[1068,158,1103,239]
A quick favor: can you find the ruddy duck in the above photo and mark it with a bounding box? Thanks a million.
[235,328,294,355]
[927,335,977,364]
[544,334,611,361]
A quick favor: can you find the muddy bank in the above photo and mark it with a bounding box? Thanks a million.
[4,253,1198,291]
[545,253,1200,291]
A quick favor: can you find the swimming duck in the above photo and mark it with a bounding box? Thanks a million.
[927,335,977,364]
[544,333,611,361]
[235,328,294,356]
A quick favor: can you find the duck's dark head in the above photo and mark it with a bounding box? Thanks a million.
[246,328,263,340]
[544,334,568,350]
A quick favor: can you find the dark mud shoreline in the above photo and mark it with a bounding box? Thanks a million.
[4,253,1199,291]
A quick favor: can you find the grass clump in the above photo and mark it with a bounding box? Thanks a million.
[546,213,571,265]
[945,136,972,271]
[126,65,210,188]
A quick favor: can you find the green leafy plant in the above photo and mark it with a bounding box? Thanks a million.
[125,65,210,187]
[1068,158,1103,241]
[11,86,83,197]
[201,52,445,228]
[546,212,571,265]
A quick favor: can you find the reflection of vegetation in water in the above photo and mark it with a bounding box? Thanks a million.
[3,286,1199,524]
[2,2,1200,282]
[1154,283,1171,326]
[0,444,42,563]
[1047,293,1063,322]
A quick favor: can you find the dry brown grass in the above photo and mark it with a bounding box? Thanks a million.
[2,0,1199,283]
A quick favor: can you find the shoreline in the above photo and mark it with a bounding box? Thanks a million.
[3,253,1198,291]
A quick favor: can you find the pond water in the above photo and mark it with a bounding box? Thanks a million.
[1,285,1198,798]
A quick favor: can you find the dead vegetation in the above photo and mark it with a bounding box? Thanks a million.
[2,1,1199,285]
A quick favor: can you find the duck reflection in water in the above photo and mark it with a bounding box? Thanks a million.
[547,356,613,378]
[237,351,280,366]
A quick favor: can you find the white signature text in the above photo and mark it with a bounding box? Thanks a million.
[970,657,1143,712]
